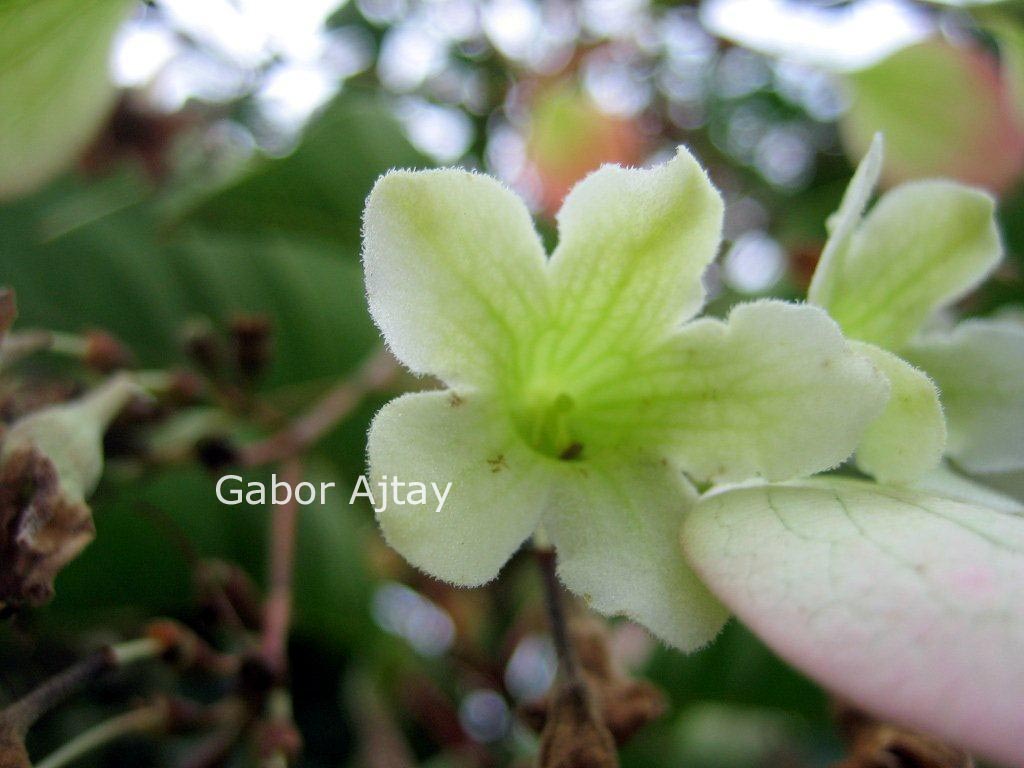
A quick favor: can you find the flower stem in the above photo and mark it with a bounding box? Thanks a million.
[534,546,621,767]
[110,636,164,666]
[1,651,111,736]
[0,637,164,737]
[260,457,303,678]
[535,546,581,684]
[241,348,399,467]
[34,701,169,768]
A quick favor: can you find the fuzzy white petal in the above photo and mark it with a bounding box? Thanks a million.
[818,180,1001,349]
[363,169,549,387]
[905,319,1024,473]
[544,146,724,376]
[575,301,890,483]
[545,452,728,650]
[367,390,553,586]
[851,341,945,485]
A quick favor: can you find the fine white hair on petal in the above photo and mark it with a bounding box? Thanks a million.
[547,146,725,360]
[362,167,550,388]
[849,340,945,486]
[592,299,891,484]
[367,389,552,587]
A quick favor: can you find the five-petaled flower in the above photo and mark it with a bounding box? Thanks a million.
[806,134,1022,483]
[361,146,896,649]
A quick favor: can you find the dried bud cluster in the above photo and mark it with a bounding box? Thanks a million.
[230,314,273,386]
[181,314,274,388]
[537,681,618,768]
[521,617,666,747]
[0,375,137,608]
[834,703,974,768]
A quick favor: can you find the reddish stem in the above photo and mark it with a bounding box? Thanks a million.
[241,349,399,467]
[259,458,303,678]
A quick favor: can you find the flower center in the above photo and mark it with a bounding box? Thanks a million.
[514,389,584,461]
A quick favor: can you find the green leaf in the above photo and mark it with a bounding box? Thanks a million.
[819,179,1001,349]
[3,176,384,646]
[922,0,1015,7]
[291,467,376,646]
[683,477,1024,767]
[0,176,379,389]
[849,341,945,485]
[50,467,258,616]
[363,167,550,389]
[544,451,728,651]
[904,319,1024,473]
[0,0,133,200]
[181,94,428,252]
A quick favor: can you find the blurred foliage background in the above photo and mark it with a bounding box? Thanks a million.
[1,0,1023,766]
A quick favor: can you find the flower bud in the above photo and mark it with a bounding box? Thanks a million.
[0,374,138,608]
[230,313,273,386]
[82,330,133,373]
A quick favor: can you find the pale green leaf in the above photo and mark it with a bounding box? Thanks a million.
[572,301,889,483]
[915,462,1024,514]
[850,341,945,485]
[366,390,552,586]
[546,146,724,368]
[904,319,1024,473]
[821,180,1001,349]
[544,451,728,650]
[683,478,1024,766]
[0,0,133,200]
[808,133,883,310]
[363,169,550,388]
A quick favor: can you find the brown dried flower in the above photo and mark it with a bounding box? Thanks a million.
[834,702,974,768]
[0,375,137,608]
[537,680,619,768]
[521,617,666,746]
